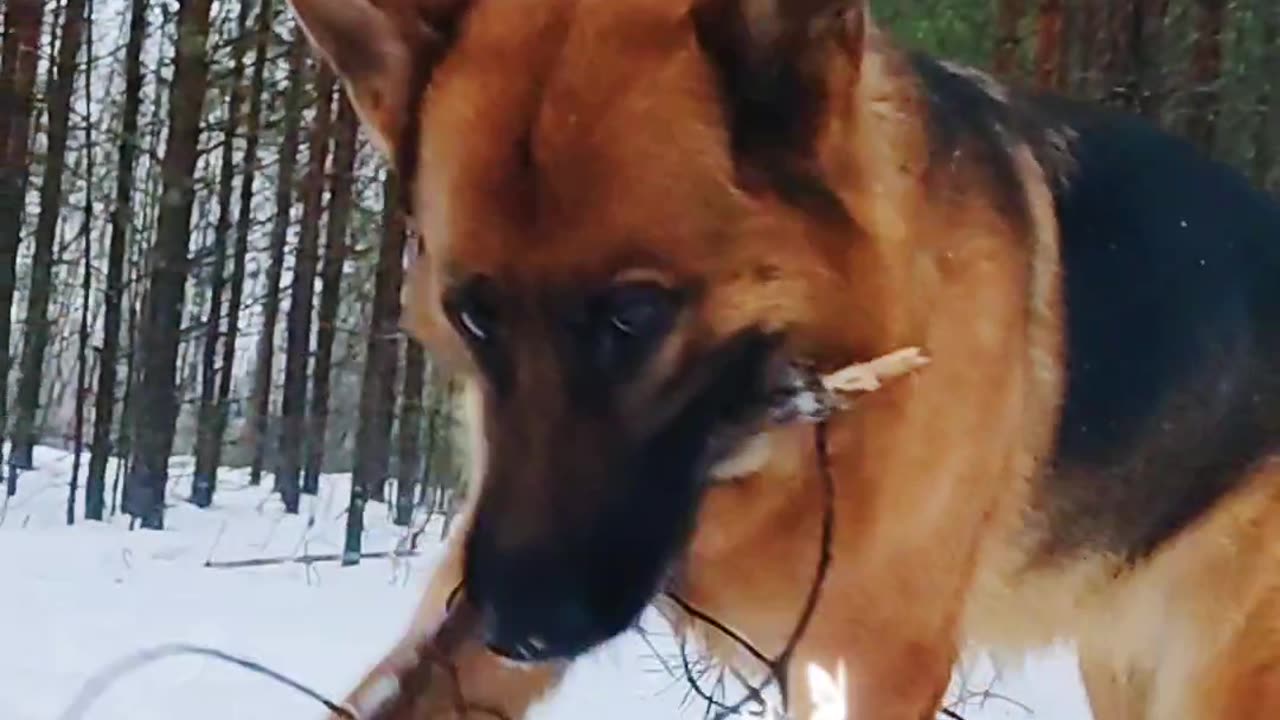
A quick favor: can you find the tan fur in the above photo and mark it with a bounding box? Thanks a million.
[284,0,1280,717]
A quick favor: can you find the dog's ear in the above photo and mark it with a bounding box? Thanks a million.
[286,0,468,165]
[690,0,868,161]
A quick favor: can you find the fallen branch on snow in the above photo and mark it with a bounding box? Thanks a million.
[204,549,420,569]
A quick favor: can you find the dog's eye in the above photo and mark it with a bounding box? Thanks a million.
[445,278,499,346]
[458,308,489,341]
[605,282,676,342]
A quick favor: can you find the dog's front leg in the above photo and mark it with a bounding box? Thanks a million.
[788,612,956,720]
[334,524,567,719]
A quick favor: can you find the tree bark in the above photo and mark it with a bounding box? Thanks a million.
[302,92,358,496]
[1134,0,1170,119]
[125,0,215,529]
[1185,0,1226,153]
[69,8,95,523]
[203,0,275,488]
[10,0,89,471]
[0,0,45,492]
[1072,0,1105,97]
[191,0,254,508]
[1034,0,1066,92]
[87,0,148,521]
[1255,2,1279,194]
[345,173,407,565]
[395,340,426,527]
[992,0,1026,77]
[276,67,335,513]
[247,31,306,487]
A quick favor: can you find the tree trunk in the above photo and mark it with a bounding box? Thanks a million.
[1134,0,1170,119]
[125,0,215,530]
[1072,0,1105,97]
[1185,0,1226,154]
[192,0,253,509]
[302,92,358,496]
[207,0,275,486]
[68,8,95,523]
[1097,0,1137,108]
[1255,2,1279,194]
[1034,0,1066,92]
[395,340,426,527]
[10,0,89,471]
[247,30,305,487]
[345,173,407,565]
[0,0,45,492]
[276,67,335,513]
[87,0,148,521]
[992,0,1026,77]
[117,18,170,501]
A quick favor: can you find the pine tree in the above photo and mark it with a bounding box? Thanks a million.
[10,0,90,471]
[87,0,149,521]
[125,0,216,529]
[345,173,407,564]
[1185,0,1226,153]
[0,0,46,492]
[192,0,254,508]
[395,340,426,527]
[303,92,358,496]
[276,66,335,513]
[68,0,96,524]
[248,30,305,487]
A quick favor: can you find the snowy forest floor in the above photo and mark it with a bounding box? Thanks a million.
[2,445,1092,720]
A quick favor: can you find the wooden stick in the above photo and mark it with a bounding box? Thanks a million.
[822,346,930,394]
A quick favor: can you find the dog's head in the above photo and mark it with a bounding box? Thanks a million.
[289,0,901,662]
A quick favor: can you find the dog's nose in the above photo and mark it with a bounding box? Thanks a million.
[478,591,600,662]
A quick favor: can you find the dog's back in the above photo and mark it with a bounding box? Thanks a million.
[1043,91,1280,561]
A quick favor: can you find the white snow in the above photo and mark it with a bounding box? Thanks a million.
[1,446,1092,720]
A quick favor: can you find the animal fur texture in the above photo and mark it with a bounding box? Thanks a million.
[284,1,1280,718]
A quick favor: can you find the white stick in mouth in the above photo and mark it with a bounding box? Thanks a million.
[821,347,931,395]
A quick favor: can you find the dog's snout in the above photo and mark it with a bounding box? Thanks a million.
[477,587,600,662]
[467,542,619,663]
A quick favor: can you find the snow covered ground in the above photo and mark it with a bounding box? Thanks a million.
[1,446,1092,720]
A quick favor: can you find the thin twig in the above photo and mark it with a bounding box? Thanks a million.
[56,644,355,720]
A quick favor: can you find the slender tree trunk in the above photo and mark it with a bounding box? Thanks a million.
[1035,0,1066,92]
[192,0,253,508]
[10,0,89,471]
[209,0,274,483]
[87,0,148,521]
[1073,0,1105,96]
[68,5,95,524]
[125,0,215,530]
[993,0,1026,77]
[1185,0,1226,153]
[276,68,335,513]
[345,174,407,565]
[1255,2,1279,194]
[117,21,170,497]
[302,93,357,496]
[247,31,305,487]
[118,19,169,499]
[0,0,45,492]
[417,367,441,515]
[394,340,426,527]
[112,239,144,518]
[1097,0,1137,108]
[1134,0,1170,119]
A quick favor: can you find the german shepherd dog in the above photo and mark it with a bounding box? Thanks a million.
[286,0,1280,717]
